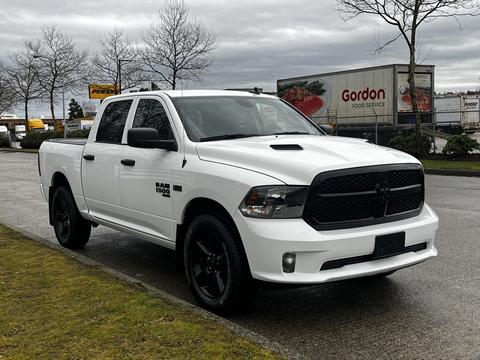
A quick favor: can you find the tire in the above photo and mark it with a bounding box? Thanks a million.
[51,186,91,249]
[183,214,257,313]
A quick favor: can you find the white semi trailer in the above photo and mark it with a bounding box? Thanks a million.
[277,64,435,126]
[434,95,480,131]
[463,96,480,130]
[434,95,462,125]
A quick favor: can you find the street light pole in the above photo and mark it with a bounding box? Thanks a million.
[117,58,133,95]
[62,72,66,139]
[117,59,121,95]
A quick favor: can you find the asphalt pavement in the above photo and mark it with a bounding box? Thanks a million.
[0,151,478,360]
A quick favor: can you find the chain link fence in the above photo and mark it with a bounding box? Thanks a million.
[310,110,480,152]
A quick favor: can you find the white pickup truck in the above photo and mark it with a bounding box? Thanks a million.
[39,90,439,312]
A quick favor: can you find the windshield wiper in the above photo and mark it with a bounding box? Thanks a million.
[270,131,312,135]
[199,133,260,142]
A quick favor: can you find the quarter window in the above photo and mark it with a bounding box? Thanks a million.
[133,99,174,140]
[96,100,133,143]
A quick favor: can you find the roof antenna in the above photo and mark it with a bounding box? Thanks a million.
[250,87,262,95]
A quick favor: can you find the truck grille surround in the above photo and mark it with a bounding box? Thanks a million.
[302,164,424,230]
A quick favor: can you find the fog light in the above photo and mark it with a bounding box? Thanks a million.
[282,252,296,273]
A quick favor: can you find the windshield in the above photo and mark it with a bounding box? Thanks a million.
[171,96,323,142]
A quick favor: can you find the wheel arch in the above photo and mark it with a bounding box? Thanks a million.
[48,172,74,226]
[176,197,252,276]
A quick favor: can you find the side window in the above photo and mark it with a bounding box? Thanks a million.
[132,99,174,140]
[96,100,133,143]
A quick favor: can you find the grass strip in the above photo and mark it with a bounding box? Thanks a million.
[421,159,480,172]
[0,225,279,360]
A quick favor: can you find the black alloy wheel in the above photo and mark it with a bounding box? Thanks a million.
[190,229,229,299]
[53,190,71,242]
[184,214,257,313]
[51,186,91,249]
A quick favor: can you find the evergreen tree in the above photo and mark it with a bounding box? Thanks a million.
[68,98,84,120]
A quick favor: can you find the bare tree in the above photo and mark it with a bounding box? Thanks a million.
[336,0,480,150]
[91,28,144,93]
[5,41,44,130]
[141,0,216,90]
[0,61,19,116]
[33,25,88,120]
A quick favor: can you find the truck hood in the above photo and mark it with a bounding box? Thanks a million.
[196,135,419,184]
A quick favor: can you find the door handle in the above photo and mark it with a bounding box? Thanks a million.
[121,159,135,166]
[83,154,95,161]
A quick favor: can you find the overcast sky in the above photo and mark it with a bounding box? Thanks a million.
[1,0,479,117]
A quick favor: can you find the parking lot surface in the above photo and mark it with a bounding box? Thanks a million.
[0,151,478,359]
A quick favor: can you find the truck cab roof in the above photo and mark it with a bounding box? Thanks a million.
[109,89,276,100]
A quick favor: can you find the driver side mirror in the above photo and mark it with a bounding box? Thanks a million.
[127,128,177,151]
[319,124,334,135]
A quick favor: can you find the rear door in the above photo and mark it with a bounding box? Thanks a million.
[117,96,181,243]
[82,99,134,221]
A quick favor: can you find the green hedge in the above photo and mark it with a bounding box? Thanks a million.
[20,132,63,149]
[389,132,432,158]
[442,134,480,156]
[0,134,10,148]
[20,129,91,149]
[68,128,91,138]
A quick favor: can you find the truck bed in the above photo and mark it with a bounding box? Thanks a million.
[46,138,88,146]
[39,139,88,214]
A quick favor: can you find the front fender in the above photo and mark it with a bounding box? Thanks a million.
[172,160,284,224]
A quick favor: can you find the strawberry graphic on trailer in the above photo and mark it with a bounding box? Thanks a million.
[278,80,329,117]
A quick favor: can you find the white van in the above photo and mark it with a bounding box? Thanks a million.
[15,125,26,140]
[0,125,8,137]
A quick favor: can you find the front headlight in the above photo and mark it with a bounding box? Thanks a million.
[239,186,309,218]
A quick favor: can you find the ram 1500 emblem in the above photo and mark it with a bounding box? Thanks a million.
[155,182,170,198]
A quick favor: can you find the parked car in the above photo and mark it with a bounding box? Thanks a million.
[0,125,8,137]
[38,90,439,312]
[14,125,26,140]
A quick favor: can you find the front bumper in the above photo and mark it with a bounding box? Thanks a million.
[234,204,438,284]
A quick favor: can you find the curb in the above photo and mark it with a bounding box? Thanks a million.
[2,223,306,360]
[424,169,480,177]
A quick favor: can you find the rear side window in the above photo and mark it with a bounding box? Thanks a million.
[96,100,133,143]
[132,99,174,140]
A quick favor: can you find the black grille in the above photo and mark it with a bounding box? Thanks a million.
[317,173,375,193]
[386,191,423,215]
[303,164,424,230]
[388,169,422,188]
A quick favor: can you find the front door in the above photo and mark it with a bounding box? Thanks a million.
[118,97,181,243]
